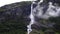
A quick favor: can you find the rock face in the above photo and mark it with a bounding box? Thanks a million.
[0,1,31,33]
[0,1,60,34]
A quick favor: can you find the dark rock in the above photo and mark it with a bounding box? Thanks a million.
[0,1,31,33]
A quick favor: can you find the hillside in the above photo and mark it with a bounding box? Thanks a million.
[0,1,60,34]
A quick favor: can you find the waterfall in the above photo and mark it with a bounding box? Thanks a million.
[27,0,43,34]
[27,0,60,34]
[27,1,35,34]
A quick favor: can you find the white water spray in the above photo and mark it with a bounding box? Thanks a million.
[27,1,35,34]
[33,1,60,19]
[27,0,60,34]
[27,0,43,34]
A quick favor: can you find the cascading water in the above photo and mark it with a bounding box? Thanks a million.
[27,1,35,34]
[27,0,60,34]
[27,0,43,34]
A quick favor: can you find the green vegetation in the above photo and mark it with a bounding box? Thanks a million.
[0,1,60,34]
[0,1,31,34]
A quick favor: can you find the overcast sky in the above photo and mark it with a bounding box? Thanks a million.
[0,0,34,7]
